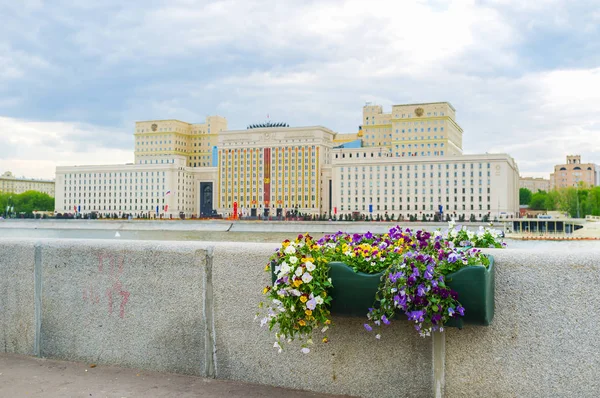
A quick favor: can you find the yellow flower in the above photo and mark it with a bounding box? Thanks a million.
[262,287,269,294]
[305,310,312,316]
[264,264,270,271]
[325,319,331,325]
[300,296,308,303]
[298,320,306,326]
[294,279,303,287]
[322,337,329,343]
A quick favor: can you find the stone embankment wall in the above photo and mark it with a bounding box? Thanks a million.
[1,239,599,398]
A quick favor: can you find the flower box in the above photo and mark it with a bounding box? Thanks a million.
[271,261,383,317]
[272,255,495,323]
[444,255,495,328]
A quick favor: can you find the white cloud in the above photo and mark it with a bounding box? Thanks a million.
[0,117,132,179]
[1,0,600,180]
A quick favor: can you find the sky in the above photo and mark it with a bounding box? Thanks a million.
[1,0,599,180]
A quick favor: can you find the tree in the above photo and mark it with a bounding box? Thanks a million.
[529,191,549,210]
[519,188,532,205]
[1,190,54,216]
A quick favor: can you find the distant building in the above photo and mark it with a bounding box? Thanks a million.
[519,177,550,192]
[550,155,599,189]
[0,171,55,196]
[331,147,519,220]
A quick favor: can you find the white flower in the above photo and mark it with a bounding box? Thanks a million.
[295,266,303,276]
[344,250,352,256]
[289,256,298,264]
[260,317,268,327]
[284,245,296,255]
[321,326,329,333]
[305,261,315,272]
[328,277,332,283]
[450,230,458,238]
[274,341,282,353]
[434,230,442,237]
[301,347,310,354]
[290,289,301,297]
[302,272,313,283]
[280,262,290,274]
[315,296,324,305]
[272,299,282,307]
[290,305,295,312]
[375,334,381,340]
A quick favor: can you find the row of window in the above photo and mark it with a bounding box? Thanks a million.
[339,203,489,211]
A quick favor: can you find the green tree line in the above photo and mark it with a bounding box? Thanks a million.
[0,190,54,217]
[520,186,600,218]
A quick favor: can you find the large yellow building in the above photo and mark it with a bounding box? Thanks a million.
[134,116,227,167]
[54,102,520,219]
[361,102,463,157]
[217,125,337,216]
[0,171,55,196]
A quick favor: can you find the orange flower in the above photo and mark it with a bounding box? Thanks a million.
[294,279,303,287]
[298,320,306,326]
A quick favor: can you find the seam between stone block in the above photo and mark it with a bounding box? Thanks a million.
[34,242,42,358]
[203,246,217,378]
[433,330,446,398]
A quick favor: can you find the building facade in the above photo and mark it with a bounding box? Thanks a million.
[550,155,599,189]
[331,147,519,220]
[361,102,463,157]
[134,116,227,167]
[54,102,520,219]
[0,171,55,196]
[519,177,550,193]
[55,115,225,217]
[216,126,337,217]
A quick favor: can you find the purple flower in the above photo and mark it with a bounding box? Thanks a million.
[394,294,407,309]
[424,265,434,280]
[364,323,373,332]
[448,307,455,317]
[417,284,427,297]
[457,306,465,316]
[448,252,459,263]
[407,310,425,322]
[365,231,373,239]
[411,267,420,278]
[382,315,391,325]
[431,313,442,324]
[306,298,317,310]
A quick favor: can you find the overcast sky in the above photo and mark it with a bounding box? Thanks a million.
[1,0,599,180]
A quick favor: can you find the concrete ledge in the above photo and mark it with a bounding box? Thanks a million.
[0,240,35,355]
[3,238,600,397]
[445,249,600,397]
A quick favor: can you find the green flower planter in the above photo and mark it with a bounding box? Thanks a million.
[270,255,495,324]
[445,255,495,328]
[271,261,383,317]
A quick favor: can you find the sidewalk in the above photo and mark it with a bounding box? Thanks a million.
[0,354,353,398]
